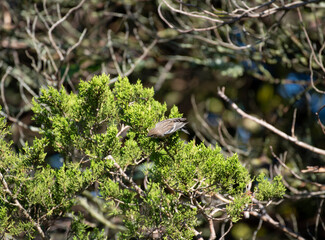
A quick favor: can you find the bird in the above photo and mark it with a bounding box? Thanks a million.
[147,118,189,138]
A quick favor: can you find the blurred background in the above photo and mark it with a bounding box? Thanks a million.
[1,0,325,239]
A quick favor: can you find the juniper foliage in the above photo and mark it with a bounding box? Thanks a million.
[0,74,285,239]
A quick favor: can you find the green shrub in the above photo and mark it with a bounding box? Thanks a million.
[0,74,285,239]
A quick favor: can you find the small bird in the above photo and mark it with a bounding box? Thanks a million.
[147,118,189,138]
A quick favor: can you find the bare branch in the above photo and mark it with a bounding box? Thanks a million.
[66,28,87,59]
[270,147,324,188]
[48,0,86,61]
[208,218,216,240]
[0,67,12,114]
[219,221,233,240]
[301,166,325,173]
[161,0,223,23]
[0,110,40,132]
[315,199,324,237]
[249,211,306,240]
[252,218,263,240]
[105,155,145,198]
[291,108,297,138]
[217,87,325,156]
[297,8,325,94]
[107,29,122,76]
[155,59,175,91]
[159,0,320,33]
[110,38,158,84]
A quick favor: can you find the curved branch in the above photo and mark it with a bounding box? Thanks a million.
[160,0,320,32]
[217,87,325,156]
[48,0,86,61]
[249,211,306,240]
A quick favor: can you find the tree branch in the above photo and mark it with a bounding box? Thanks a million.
[0,172,46,239]
[217,87,325,156]
[249,211,305,240]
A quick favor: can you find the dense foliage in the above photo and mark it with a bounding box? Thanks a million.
[0,74,285,239]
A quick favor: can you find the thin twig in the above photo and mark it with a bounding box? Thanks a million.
[315,105,325,135]
[270,147,324,188]
[0,111,40,132]
[110,38,158,84]
[219,221,233,240]
[249,211,305,240]
[291,108,297,138]
[105,155,145,197]
[315,198,324,238]
[217,87,325,156]
[252,218,263,240]
[0,67,12,114]
[154,59,175,91]
[48,0,86,61]
[0,172,46,239]
[107,30,122,76]
[297,8,325,94]
[66,28,87,59]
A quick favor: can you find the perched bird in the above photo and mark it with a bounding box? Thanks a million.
[147,118,189,138]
